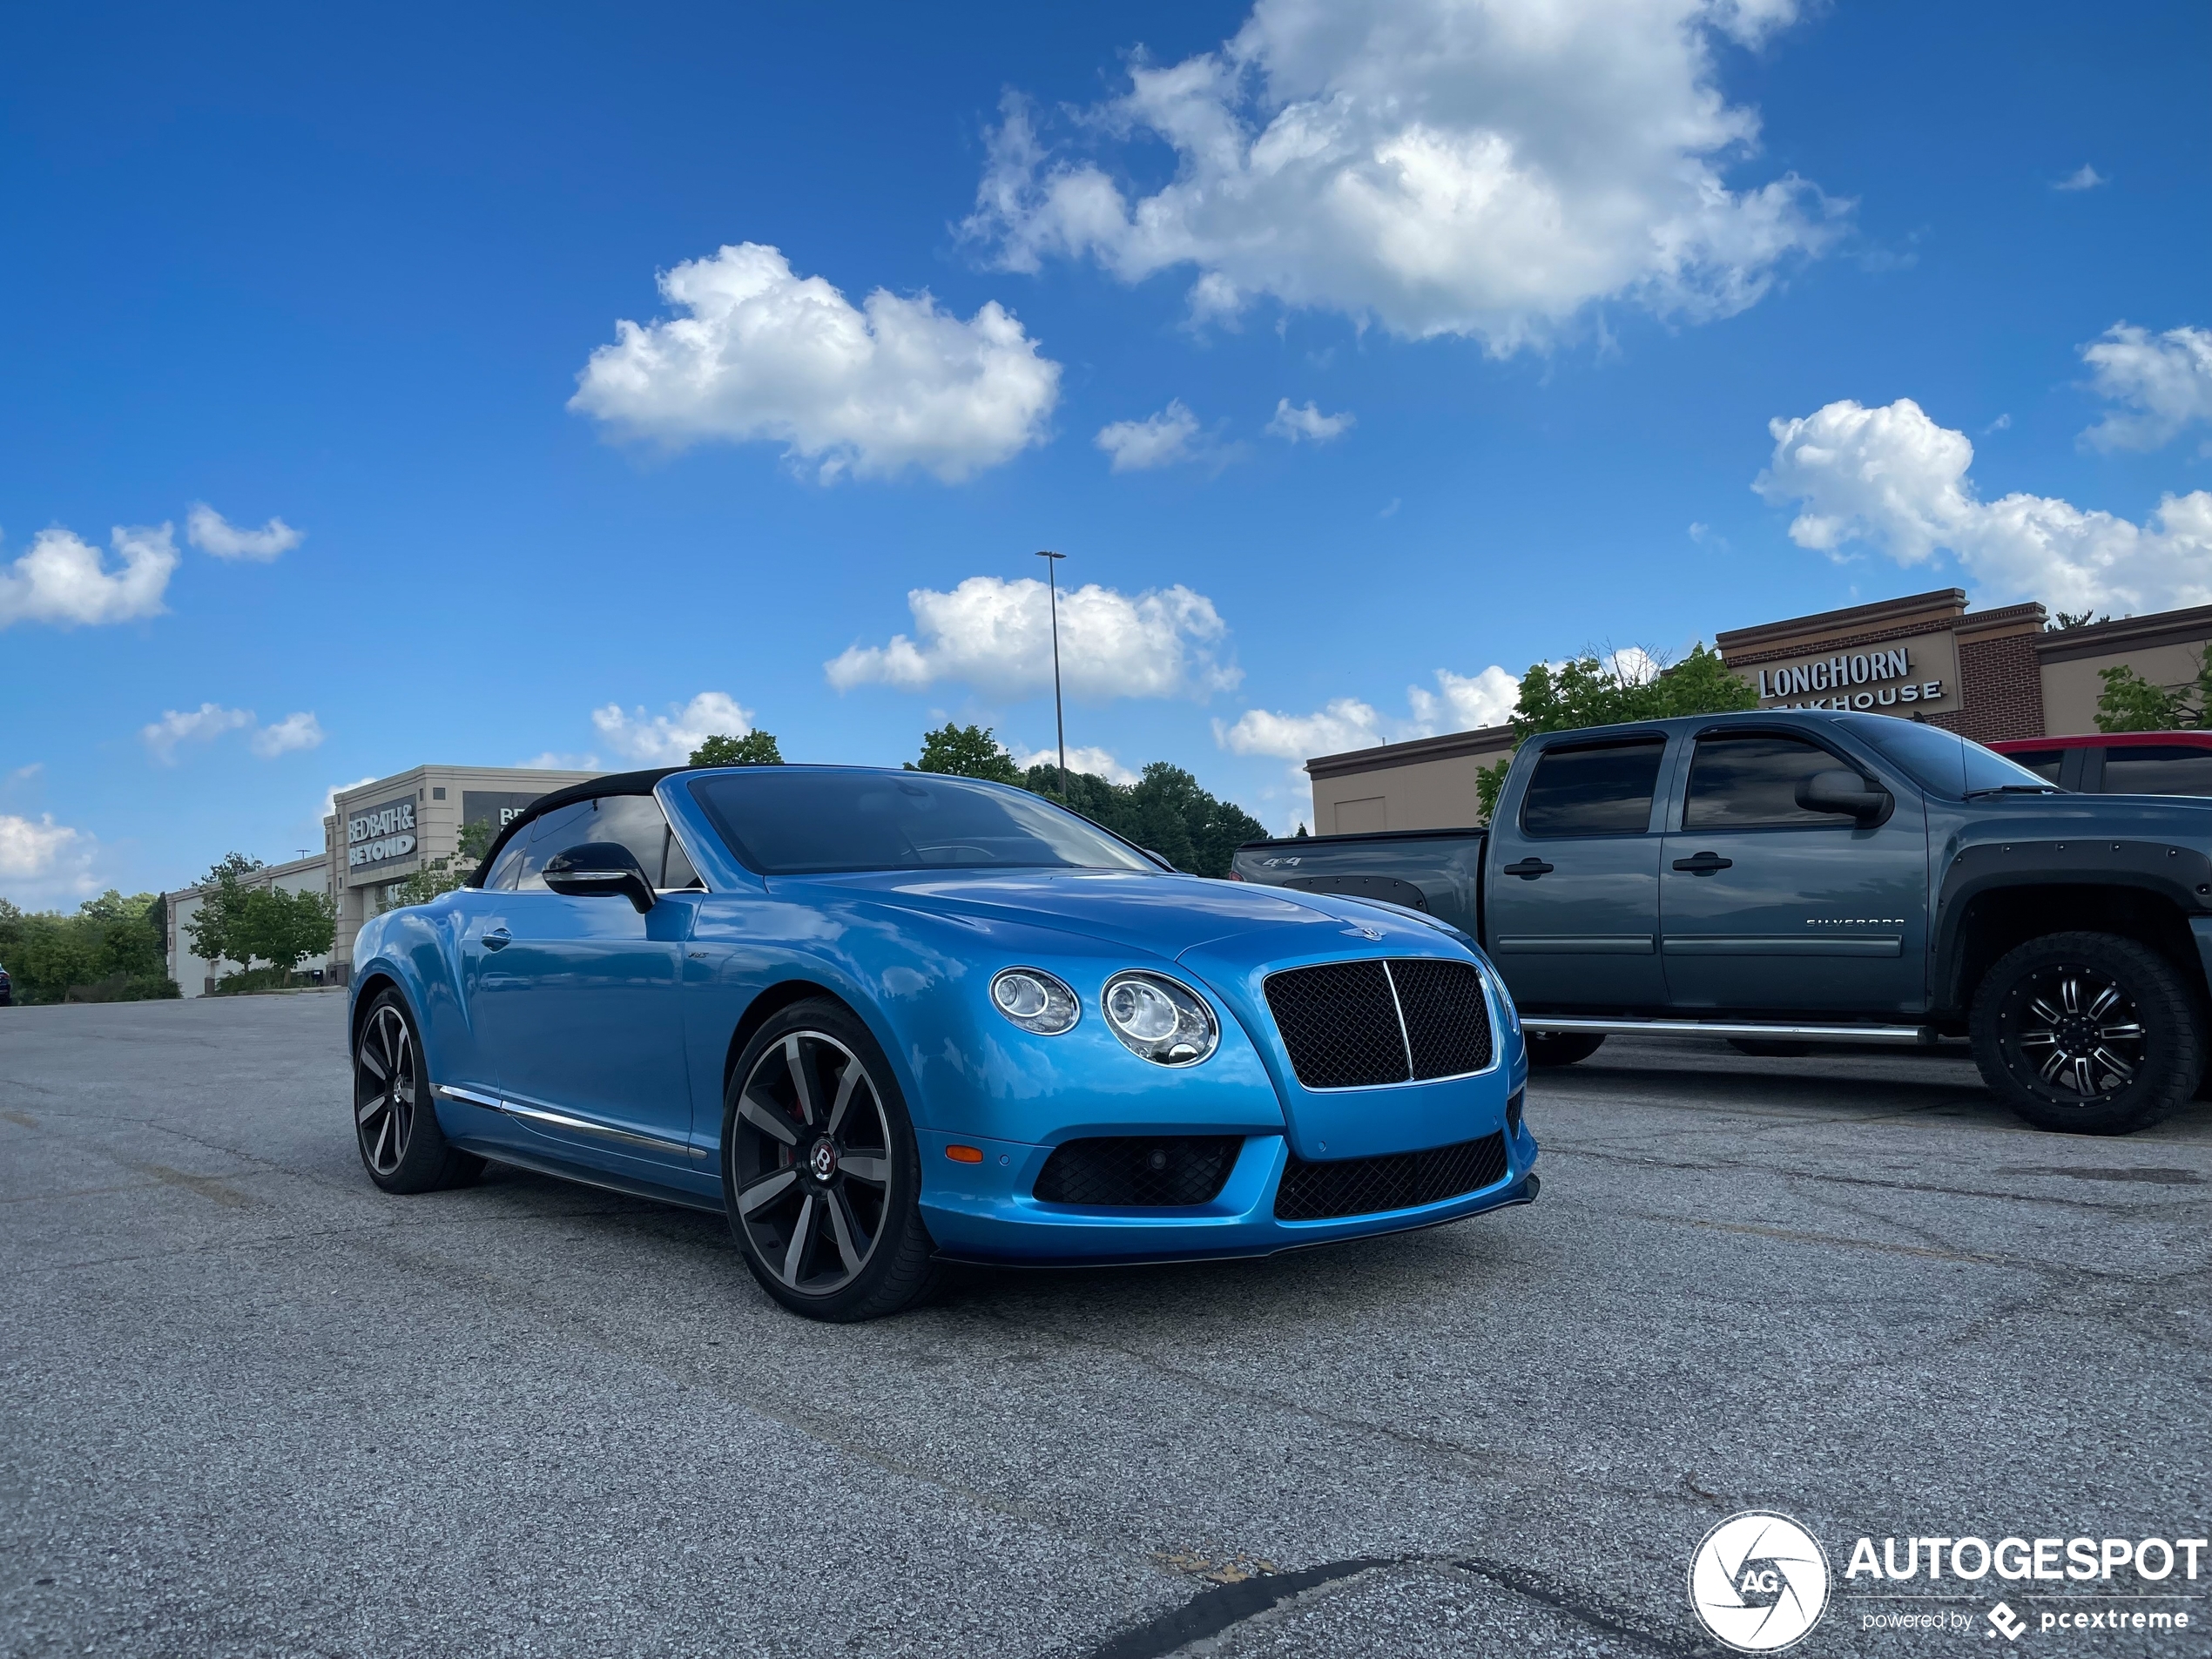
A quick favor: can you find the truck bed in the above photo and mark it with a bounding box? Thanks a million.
[1231,828,1487,937]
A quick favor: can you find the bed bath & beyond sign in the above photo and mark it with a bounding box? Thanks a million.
[1755,646,1944,711]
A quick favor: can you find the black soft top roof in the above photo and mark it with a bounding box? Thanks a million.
[467,766,685,887]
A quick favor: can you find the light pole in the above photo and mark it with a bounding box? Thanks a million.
[1036,550,1068,798]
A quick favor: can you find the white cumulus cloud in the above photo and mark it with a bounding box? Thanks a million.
[1757,396,2212,614]
[1218,663,1519,764]
[2053,164,2107,192]
[143,704,256,764]
[966,0,1843,351]
[144,704,326,765]
[0,813,101,909]
[591,691,756,765]
[320,776,379,821]
[570,242,1062,482]
[249,711,325,758]
[0,523,177,630]
[2079,323,2212,453]
[1010,743,1140,785]
[1266,398,1355,442]
[186,503,304,561]
[1096,401,1204,471]
[827,576,1240,701]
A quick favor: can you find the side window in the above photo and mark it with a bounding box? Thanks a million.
[515,801,596,890]
[1683,733,1860,829]
[662,831,701,891]
[2100,745,2212,797]
[2006,749,2066,784]
[482,837,528,891]
[583,795,684,885]
[1520,739,1666,837]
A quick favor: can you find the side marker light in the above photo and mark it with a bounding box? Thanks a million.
[946,1145,984,1163]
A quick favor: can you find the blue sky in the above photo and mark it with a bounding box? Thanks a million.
[3,0,2208,904]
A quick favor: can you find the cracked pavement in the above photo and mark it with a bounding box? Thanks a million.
[3,995,2209,1657]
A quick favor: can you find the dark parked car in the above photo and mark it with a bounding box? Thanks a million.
[1989,731,2212,797]
[0,961,10,1006]
[1236,709,2212,1136]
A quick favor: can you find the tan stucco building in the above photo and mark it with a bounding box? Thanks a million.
[1306,588,2212,836]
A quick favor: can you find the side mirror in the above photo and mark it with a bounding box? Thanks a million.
[1797,769,1892,825]
[543,843,656,913]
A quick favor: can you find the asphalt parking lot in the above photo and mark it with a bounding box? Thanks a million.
[3,995,2209,1658]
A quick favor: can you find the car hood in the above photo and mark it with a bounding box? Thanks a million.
[781,867,1431,958]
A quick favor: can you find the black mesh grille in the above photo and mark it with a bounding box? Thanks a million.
[1264,958,1494,1089]
[1391,960,1493,1079]
[1264,960,1406,1089]
[1274,1131,1510,1221]
[1034,1137,1242,1207]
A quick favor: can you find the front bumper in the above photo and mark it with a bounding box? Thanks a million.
[916,1122,1540,1267]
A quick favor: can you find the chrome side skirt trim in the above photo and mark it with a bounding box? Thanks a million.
[435,1082,699,1156]
[1521,1017,1936,1045]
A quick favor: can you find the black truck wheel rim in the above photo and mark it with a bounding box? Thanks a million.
[2006,965,2146,1100]
[730,1032,894,1297]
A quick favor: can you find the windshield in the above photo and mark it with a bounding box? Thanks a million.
[1837,715,2055,798]
[690,770,1157,876]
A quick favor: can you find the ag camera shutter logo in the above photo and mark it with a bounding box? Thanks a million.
[1689,1511,1831,1652]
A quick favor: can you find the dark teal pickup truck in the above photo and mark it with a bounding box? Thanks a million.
[1233,710,2212,1136]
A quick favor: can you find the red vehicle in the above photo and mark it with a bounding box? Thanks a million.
[1988,731,2212,795]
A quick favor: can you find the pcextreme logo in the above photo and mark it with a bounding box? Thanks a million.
[1689,1511,1831,1652]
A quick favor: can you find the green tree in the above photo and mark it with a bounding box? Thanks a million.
[184,855,262,972]
[1017,760,1266,878]
[1474,643,1757,819]
[2093,650,2212,734]
[0,891,177,1002]
[912,723,1022,784]
[691,731,784,765]
[232,886,337,979]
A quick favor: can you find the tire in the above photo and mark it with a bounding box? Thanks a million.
[1969,931,2203,1136]
[1525,1030,1606,1068]
[1728,1038,1815,1058]
[354,990,484,1192]
[722,998,940,1321]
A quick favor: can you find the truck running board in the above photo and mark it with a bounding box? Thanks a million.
[1522,1017,1938,1046]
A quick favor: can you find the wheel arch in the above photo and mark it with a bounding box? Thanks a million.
[721,978,867,1096]
[1941,880,2205,1016]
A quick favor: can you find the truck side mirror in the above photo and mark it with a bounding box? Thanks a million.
[543,843,657,913]
[1797,769,1892,825]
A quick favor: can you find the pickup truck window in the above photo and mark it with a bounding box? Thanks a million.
[2101,745,2212,797]
[1521,739,1665,837]
[1684,733,1861,829]
[1836,714,2047,798]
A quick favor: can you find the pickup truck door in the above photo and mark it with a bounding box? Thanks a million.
[1659,728,1928,1015]
[1484,733,1670,1011]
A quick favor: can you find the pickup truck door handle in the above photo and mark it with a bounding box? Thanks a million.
[1671,852,1733,875]
[1502,858,1554,880]
[482,927,512,950]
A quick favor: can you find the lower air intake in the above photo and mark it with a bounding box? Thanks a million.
[1273,1131,1509,1221]
[1034,1136,1242,1208]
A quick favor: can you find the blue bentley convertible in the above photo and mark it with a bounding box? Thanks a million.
[347,765,1537,1319]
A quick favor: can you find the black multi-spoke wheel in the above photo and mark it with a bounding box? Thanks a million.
[722,1000,938,1320]
[351,989,483,1193]
[1972,931,2202,1136]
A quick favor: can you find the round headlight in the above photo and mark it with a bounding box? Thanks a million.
[1101,971,1217,1067]
[989,968,1079,1035]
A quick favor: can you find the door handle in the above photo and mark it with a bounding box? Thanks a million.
[482,927,512,951]
[1502,858,1554,880]
[1671,852,1733,875]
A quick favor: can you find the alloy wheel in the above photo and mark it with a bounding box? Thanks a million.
[355,1003,417,1176]
[2007,964,2146,1100]
[729,1032,895,1297]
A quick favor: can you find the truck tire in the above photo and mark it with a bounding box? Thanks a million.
[1525,1031,1606,1068]
[1969,931,2203,1136]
